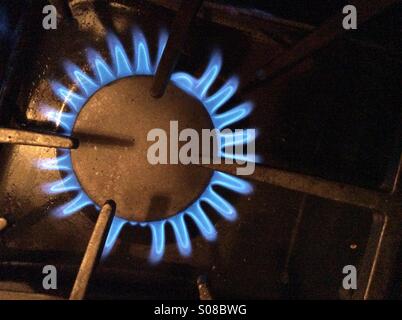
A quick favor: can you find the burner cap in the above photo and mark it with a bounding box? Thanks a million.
[71,77,213,222]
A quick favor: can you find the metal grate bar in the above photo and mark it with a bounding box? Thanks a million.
[0,128,78,149]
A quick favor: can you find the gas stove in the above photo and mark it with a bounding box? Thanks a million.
[0,0,401,300]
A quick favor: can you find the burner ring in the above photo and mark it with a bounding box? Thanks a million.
[39,29,255,262]
[71,77,213,222]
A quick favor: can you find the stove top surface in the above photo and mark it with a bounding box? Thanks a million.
[0,0,401,300]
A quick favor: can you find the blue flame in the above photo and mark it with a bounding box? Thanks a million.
[87,48,115,86]
[55,191,94,217]
[37,151,96,218]
[103,216,126,258]
[65,61,99,97]
[39,29,256,262]
[108,32,133,78]
[41,105,76,134]
[171,51,259,161]
[43,174,81,194]
[102,171,252,263]
[132,27,153,75]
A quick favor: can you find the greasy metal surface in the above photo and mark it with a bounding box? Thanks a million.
[72,77,213,221]
[0,290,63,300]
[0,217,8,232]
[151,0,203,98]
[197,275,212,300]
[70,201,115,300]
[0,128,77,149]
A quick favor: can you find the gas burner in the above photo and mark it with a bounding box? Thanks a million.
[2,0,400,301]
[38,29,255,263]
[72,77,213,222]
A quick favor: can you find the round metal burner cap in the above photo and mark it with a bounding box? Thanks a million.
[71,77,213,222]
